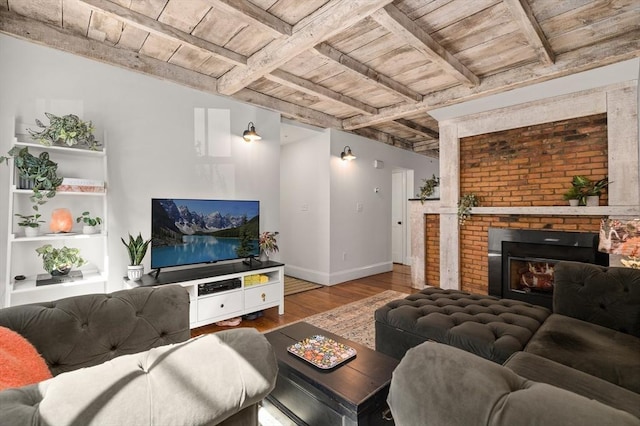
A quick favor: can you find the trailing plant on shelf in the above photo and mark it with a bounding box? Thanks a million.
[35,244,86,276]
[28,112,100,150]
[0,146,63,208]
[562,185,582,205]
[417,174,440,203]
[458,193,479,226]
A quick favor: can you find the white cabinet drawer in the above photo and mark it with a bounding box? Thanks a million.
[197,290,243,322]
[245,283,281,310]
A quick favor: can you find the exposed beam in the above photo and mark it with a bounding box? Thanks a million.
[352,127,440,158]
[394,119,439,139]
[0,8,340,130]
[80,0,247,66]
[266,70,378,115]
[313,42,422,103]
[372,4,479,87]
[503,0,555,65]
[217,0,395,95]
[203,0,291,37]
[342,34,640,129]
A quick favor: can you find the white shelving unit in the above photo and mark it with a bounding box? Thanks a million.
[4,122,108,307]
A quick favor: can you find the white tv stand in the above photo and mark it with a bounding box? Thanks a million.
[124,261,284,329]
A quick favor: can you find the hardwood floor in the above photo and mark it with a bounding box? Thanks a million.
[191,264,413,337]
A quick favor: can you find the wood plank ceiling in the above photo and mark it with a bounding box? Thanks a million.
[1,0,639,157]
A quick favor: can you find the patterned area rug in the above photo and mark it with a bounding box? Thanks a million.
[303,290,409,350]
[284,276,322,296]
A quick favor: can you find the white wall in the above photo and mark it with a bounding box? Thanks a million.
[280,119,438,285]
[0,34,280,304]
[280,127,331,282]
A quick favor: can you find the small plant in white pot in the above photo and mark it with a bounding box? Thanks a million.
[121,233,151,281]
[16,212,44,237]
[76,211,102,234]
[35,244,86,276]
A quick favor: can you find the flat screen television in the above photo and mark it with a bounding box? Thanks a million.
[151,198,260,270]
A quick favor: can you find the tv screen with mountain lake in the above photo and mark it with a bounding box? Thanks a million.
[151,198,260,269]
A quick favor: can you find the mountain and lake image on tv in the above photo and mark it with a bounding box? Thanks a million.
[151,198,260,269]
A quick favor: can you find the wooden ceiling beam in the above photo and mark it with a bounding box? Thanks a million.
[0,8,341,130]
[372,4,479,87]
[343,34,640,129]
[313,42,422,103]
[80,0,247,66]
[351,127,440,158]
[394,119,439,139]
[203,0,292,37]
[216,0,395,96]
[266,70,378,115]
[503,0,555,65]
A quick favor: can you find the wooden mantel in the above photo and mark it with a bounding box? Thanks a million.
[410,81,640,290]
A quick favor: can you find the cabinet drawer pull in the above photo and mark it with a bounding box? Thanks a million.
[261,293,266,301]
[220,303,224,308]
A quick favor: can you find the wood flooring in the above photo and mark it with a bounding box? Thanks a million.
[191,264,413,338]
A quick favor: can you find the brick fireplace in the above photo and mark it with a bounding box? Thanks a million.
[409,82,639,292]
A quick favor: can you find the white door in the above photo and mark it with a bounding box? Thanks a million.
[392,171,406,264]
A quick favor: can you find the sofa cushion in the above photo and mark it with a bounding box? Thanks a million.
[387,341,640,426]
[0,326,52,390]
[525,313,640,393]
[0,286,190,376]
[554,261,640,337]
[375,288,550,363]
[506,351,640,418]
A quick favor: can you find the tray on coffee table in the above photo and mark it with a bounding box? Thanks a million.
[287,335,357,369]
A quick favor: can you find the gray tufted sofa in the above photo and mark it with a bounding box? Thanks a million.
[379,261,640,424]
[0,285,278,425]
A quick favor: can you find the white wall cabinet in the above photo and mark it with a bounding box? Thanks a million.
[4,122,108,307]
[124,262,284,328]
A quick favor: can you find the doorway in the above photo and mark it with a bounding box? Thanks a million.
[392,169,411,265]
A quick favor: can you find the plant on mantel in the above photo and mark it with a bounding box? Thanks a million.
[564,175,610,206]
[417,174,440,204]
[458,193,479,226]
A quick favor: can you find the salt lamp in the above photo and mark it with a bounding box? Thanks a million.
[50,208,73,233]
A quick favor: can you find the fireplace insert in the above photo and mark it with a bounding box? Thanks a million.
[488,228,608,309]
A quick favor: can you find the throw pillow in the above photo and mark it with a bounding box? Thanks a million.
[0,326,52,390]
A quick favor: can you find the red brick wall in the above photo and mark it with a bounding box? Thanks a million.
[425,214,440,286]
[456,113,608,294]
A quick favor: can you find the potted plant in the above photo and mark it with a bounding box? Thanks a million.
[458,193,479,226]
[0,146,63,207]
[35,244,86,276]
[562,185,581,206]
[568,175,610,206]
[259,231,279,262]
[28,112,100,150]
[15,212,44,237]
[417,174,440,203]
[121,233,151,281]
[76,211,102,234]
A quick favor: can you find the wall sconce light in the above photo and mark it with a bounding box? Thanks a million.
[341,146,356,161]
[243,122,261,142]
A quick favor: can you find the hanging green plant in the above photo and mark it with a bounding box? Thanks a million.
[458,193,479,226]
[0,146,63,209]
[28,112,100,150]
[417,174,440,203]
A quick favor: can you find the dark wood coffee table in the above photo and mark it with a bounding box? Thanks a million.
[264,321,399,426]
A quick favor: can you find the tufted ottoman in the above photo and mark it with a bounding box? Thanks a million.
[375,288,551,363]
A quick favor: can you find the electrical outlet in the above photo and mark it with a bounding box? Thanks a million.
[356,202,363,212]
[301,203,309,211]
